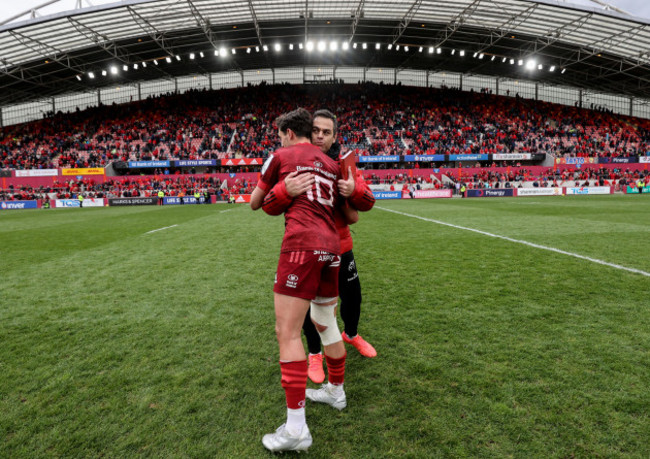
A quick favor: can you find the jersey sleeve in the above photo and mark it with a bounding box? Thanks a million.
[256,153,280,193]
[348,172,375,211]
[262,180,292,216]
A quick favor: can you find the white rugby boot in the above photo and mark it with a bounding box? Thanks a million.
[262,424,312,452]
[306,383,347,410]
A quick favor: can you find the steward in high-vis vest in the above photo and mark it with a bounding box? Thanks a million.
[194,191,201,203]
[637,178,645,194]
[158,190,165,206]
[78,193,84,208]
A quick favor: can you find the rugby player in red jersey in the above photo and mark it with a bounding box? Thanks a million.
[262,109,377,385]
[250,108,350,453]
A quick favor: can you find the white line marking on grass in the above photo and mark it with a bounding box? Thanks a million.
[220,209,234,213]
[144,224,178,235]
[377,206,650,277]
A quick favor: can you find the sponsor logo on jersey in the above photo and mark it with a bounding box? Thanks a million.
[348,260,356,272]
[286,274,299,288]
[261,154,274,174]
[314,160,323,168]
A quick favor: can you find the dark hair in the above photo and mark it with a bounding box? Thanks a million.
[275,108,313,139]
[313,109,337,134]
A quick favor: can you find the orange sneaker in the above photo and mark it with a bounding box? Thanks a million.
[342,333,377,358]
[307,353,325,383]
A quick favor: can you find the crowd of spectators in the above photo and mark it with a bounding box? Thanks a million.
[0,175,255,202]
[2,82,650,171]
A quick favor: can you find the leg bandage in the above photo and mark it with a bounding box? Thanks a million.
[310,297,341,346]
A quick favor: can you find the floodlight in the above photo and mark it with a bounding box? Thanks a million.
[175,55,181,61]
[561,68,566,74]
[473,52,478,58]
[307,41,314,52]
[153,60,158,65]
[396,45,400,51]
[362,43,367,49]
[451,49,456,55]
[123,65,128,71]
[110,66,118,74]
[231,48,236,54]
[436,47,441,54]
[525,60,535,70]
[376,43,381,50]
[479,53,484,59]
[299,43,304,49]
[274,43,281,52]
[419,47,423,52]
[88,72,95,79]
[518,59,523,65]
[166,57,172,63]
[289,44,294,50]
[200,52,204,58]
[102,70,107,76]
[247,47,251,54]
[76,75,82,81]
[190,53,195,59]
[142,61,147,67]
[387,44,393,50]
[549,65,556,72]
[428,47,433,53]
[330,41,338,51]
[459,50,465,56]
[318,41,326,52]
[404,46,409,52]
[220,48,227,56]
[342,42,349,50]
[352,42,357,49]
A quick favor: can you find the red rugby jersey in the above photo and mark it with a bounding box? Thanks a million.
[257,142,341,255]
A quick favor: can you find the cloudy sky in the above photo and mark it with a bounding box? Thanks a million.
[1,0,650,25]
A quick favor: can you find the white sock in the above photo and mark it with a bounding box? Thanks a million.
[286,407,306,435]
[328,382,344,397]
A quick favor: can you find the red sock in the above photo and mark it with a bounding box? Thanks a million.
[280,360,308,409]
[325,353,346,385]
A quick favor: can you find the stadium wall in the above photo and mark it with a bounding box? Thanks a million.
[2,66,648,127]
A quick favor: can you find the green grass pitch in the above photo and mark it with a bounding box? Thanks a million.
[1,195,649,457]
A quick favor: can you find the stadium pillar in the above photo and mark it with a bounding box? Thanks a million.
[394,69,397,85]
[209,73,213,90]
[426,70,429,87]
[137,82,141,101]
[363,67,366,83]
[630,97,634,117]
[579,89,583,108]
[496,77,499,96]
[0,107,3,128]
[272,68,276,85]
[51,97,55,115]
[459,74,463,91]
[535,83,539,101]
[240,70,244,87]
[97,89,101,106]
[174,78,178,94]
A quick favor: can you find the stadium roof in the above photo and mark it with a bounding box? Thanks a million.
[2,0,650,107]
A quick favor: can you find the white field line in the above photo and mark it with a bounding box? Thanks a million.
[377,206,650,278]
[220,209,233,213]
[144,224,178,235]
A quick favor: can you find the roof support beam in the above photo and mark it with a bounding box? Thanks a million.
[246,0,264,47]
[127,6,176,57]
[349,0,365,42]
[392,0,422,45]
[431,0,482,48]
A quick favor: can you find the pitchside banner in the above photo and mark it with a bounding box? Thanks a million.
[128,161,170,168]
[372,191,402,199]
[359,155,401,163]
[403,189,453,199]
[61,168,105,176]
[55,199,105,208]
[108,197,157,206]
[639,156,650,164]
[466,189,515,198]
[492,153,532,161]
[516,187,563,196]
[403,154,446,162]
[626,186,650,194]
[232,194,251,203]
[174,160,217,167]
[555,157,597,165]
[163,196,204,205]
[15,169,58,177]
[0,200,39,210]
[565,186,612,195]
[448,154,489,161]
[598,157,637,164]
[221,158,263,166]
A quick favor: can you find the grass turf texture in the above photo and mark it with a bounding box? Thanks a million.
[1,195,649,457]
